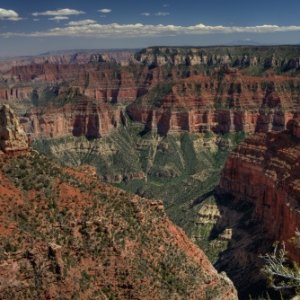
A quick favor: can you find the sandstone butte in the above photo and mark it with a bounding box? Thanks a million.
[0,105,237,299]
[219,117,300,262]
[0,46,300,140]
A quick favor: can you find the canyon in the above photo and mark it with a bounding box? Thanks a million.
[1,46,300,298]
[0,104,237,299]
[1,46,300,140]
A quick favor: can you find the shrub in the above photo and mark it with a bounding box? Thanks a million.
[261,237,300,294]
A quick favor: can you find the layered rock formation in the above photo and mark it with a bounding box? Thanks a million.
[0,61,145,139]
[0,104,28,153]
[0,46,300,140]
[136,46,300,70]
[0,105,237,299]
[0,49,135,72]
[219,118,300,262]
[0,47,299,140]
[23,99,125,139]
[2,46,300,297]
[127,73,299,135]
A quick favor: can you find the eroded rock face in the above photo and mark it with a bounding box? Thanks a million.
[197,203,221,224]
[219,121,300,262]
[0,104,28,153]
[127,73,298,136]
[22,100,125,139]
[136,46,300,69]
[1,46,300,139]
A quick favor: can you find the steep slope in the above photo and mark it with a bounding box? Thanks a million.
[0,106,237,299]
[32,120,245,239]
[219,118,300,260]
[210,117,300,297]
[127,72,299,135]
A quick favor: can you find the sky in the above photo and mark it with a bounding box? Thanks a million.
[0,0,300,56]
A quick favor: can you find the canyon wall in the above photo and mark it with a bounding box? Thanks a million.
[0,49,135,72]
[0,106,237,299]
[2,47,300,297]
[1,46,300,140]
[127,73,299,135]
[136,46,300,69]
[219,118,300,261]
[22,100,126,139]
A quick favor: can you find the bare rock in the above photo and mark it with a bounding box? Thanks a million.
[0,104,28,153]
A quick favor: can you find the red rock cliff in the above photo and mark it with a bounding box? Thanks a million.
[1,47,300,139]
[219,119,300,261]
[127,73,298,135]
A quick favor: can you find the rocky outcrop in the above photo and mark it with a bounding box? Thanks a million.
[0,104,28,153]
[219,119,300,262]
[22,98,125,139]
[0,152,237,299]
[0,86,33,101]
[197,203,221,225]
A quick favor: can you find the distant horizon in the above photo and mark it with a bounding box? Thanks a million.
[1,43,300,59]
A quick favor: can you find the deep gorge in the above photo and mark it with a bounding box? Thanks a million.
[2,46,300,298]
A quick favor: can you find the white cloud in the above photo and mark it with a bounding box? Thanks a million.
[0,8,22,21]
[163,4,169,8]
[32,8,85,17]
[141,12,151,16]
[49,16,69,21]
[3,22,300,38]
[68,19,97,26]
[155,12,170,16]
[33,18,39,22]
[98,9,112,14]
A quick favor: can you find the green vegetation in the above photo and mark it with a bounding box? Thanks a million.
[33,120,246,263]
[79,271,92,292]
[244,65,265,76]
[261,240,300,298]
[31,86,83,108]
[132,81,174,108]
[1,150,229,299]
